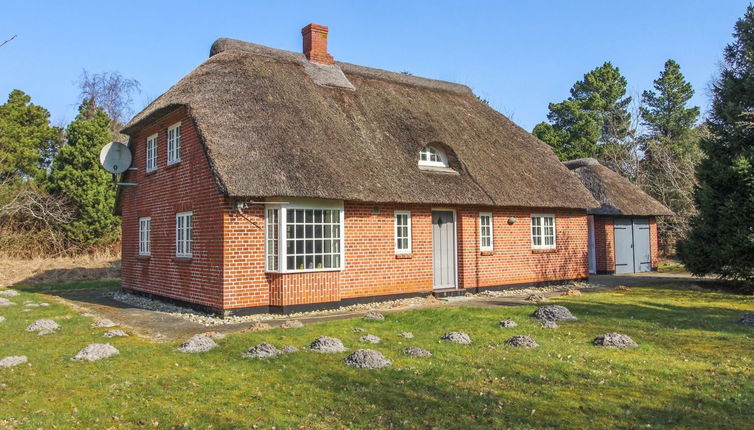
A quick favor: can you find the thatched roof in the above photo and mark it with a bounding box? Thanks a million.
[121,38,597,209]
[564,158,673,216]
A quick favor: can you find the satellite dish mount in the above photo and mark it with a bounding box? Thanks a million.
[99,141,138,186]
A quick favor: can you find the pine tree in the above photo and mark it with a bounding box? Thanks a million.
[0,90,62,182]
[639,60,701,254]
[48,100,119,245]
[533,62,632,161]
[678,6,754,283]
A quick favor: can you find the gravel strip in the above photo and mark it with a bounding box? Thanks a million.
[178,334,218,353]
[505,335,539,348]
[593,333,638,348]
[108,291,436,327]
[344,349,391,369]
[243,342,281,358]
[532,305,578,322]
[478,282,594,298]
[499,320,518,328]
[309,336,346,353]
[72,344,119,361]
[403,346,432,357]
[0,356,27,368]
[441,332,472,344]
[360,334,381,344]
[103,329,129,338]
[26,319,60,335]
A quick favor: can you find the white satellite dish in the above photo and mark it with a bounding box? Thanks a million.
[99,142,132,174]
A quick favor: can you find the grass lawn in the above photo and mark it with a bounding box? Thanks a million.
[1,283,753,429]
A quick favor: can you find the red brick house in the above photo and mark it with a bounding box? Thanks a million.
[564,158,673,274]
[116,24,598,315]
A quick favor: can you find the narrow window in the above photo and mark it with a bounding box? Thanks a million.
[167,123,181,165]
[146,134,158,172]
[531,214,556,250]
[394,210,412,254]
[284,208,342,271]
[265,208,279,271]
[480,212,493,251]
[175,211,193,257]
[138,217,151,256]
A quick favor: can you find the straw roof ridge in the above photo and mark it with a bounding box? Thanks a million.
[564,158,673,216]
[120,37,599,209]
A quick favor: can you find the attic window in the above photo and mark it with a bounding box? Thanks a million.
[418,146,448,168]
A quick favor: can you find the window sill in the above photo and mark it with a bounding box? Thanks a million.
[418,165,459,175]
[172,256,193,263]
[166,161,182,170]
[395,253,413,259]
[268,268,342,274]
[136,255,151,261]
[480,250,494,256]
[145,169,157,176]
[532,248,557,254]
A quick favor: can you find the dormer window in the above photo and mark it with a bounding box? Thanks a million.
[418,146,449,168]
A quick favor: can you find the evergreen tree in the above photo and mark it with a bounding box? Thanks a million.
[639,60,702,254]
[0,90,62,182]
[678,6,754,283]
[48,100,119,245]
[533,62,632,161]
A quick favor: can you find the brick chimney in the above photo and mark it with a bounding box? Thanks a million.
[302,23,334,65]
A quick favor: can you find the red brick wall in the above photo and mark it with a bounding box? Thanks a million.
[593,216,615,273]
[649,216,659,270]
[220,202,588,310]
[120,107,226,309]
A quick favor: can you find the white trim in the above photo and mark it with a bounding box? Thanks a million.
[265,207,280,272]
[394,210,412,254]
[479,212,493,251]
[418,146,449,168]
[167,122,181,165]
[138,217,151,256]
[530,214,556,250]
[175,211,193,257]
[145,133,158,172]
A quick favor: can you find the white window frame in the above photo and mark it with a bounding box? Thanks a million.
[264,200,345,273]
[531,214,556,250]
[175,211,193,258]
[480,212,493,251]
[167,122,181,165]
[138,217,151,256]
[146,133,158,172]
[265,208,280,272]
[418,146,449,168]
[394,210,412,254]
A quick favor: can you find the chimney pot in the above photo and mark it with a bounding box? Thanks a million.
[301,23,334,65]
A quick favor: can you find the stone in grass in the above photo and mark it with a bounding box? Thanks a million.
[242,321,272,332]
[309,336,347,353]
[441,332,472,344]
[0,289,19,297]
[281,320,304,329]
[0,298,15,307]
[532,305,578,322]
[0,316,5,323]
[499,320,518,328]
[0,356,28,368]
[525,294,547,303]
[24,303,40,308]
[91,318,117,328]
[72,344,119,362]
[344,349,391,369]
[363,311,385,321]
[403,346,432,357]
[593,333,638,348]
[178,334,218,353]
[281,346,298,353]
[26,319,60,335]
[103,329,129,338]
[738,313,754,326]
[399,332,414,338]
[243,342,282,359]
[353,328,367,333]
[540,320,560,329]
[360,334,381,344]
[505,335,539,348]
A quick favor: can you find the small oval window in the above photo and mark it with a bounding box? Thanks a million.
[418,146,448,168]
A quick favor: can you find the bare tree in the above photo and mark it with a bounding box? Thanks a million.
[599,97,644,182]
[0,35,16,48]
[78,70,141,131]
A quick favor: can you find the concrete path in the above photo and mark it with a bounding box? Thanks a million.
[46,273,709,342]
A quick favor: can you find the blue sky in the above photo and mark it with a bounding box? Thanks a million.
[1,1,748,131]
